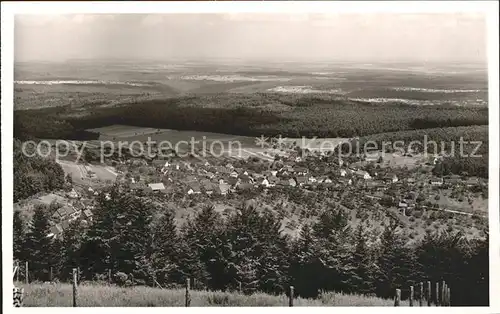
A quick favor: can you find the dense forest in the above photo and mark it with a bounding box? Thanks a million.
[14,186,489,306]
[14,93,488,140]
[13,140,66,202]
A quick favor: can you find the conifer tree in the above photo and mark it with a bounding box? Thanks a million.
[13,210,26,262]
[60,219,86,280]
[290,223,323,297]
[25,205,53,281]
[311,206,355,293]
[351,223,375,294]
[151,208,181,286]
[375,219,417,298]
[82,186,153,283]
[180,205,226,289]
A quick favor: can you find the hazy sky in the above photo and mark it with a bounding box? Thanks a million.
[15,13,487,63]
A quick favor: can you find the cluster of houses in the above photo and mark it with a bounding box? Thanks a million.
[47,189,95,238]
[115,153,486,202]
[118,157,399,197]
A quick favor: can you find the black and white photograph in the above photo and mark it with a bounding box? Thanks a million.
[2,1,499,309]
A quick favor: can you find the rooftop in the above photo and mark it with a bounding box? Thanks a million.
[148,182,166,191]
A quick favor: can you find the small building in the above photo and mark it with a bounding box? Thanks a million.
[239,174,252,184]
[445,178,462,186]
[268,176,280,186]
[366,181,384,190]
[187,182,202,195]
[466,177,480,187]
[203,182,215,195]
[295,167,308,175]
[49,224,63,238]
[340,169,347,177]
[57,205,75,218]
[130,182,147,190]
[186,175,197,182]
[237,183,254,191]
[60,220,71,230]
[228,177,239,187]
[67,189,79,199]
[338,177,352,185]
[217,183,231,195]
[148,182,166,191]
[152,159,167,168]
[288,178,297,187]
[430,178,444,186]
[83,209,93,220]
[383,174,398,183]
[355,170,371,180]
[295,176,308,186]
[398,201,408,208]
[261,178,270,187]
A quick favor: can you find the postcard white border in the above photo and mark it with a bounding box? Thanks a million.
[2,1,498,313]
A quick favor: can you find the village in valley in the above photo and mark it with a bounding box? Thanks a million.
[16,132,488,243]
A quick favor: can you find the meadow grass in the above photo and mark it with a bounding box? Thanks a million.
[19,282,410,307]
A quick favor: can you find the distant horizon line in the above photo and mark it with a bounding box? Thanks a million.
[14,57,488,66]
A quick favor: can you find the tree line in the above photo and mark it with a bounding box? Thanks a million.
[13,140,67,202]
[337,125,489,178]
[14,186,488,305]
[14,93,488,140]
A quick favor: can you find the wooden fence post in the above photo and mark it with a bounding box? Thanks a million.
[394,289,401,306]
[448,287,451,306]
[72,268,78,307]
[409,285,414,307]
[185,277,191,307]
[435,282,439,306]
[16,261,20,282]
[442,282,447,305]
[108,269,111,284]
[289,286,294,307]
[419,282,423,306]
[447,285,450,306]
[25,261,29,284]
[427,281,431,306]
[441,281,446,306]
[239,281,242,293]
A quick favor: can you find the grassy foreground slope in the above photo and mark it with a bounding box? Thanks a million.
[21,283,410,307]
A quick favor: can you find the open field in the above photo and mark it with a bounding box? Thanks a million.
[57,160,117,186]
[430,190,488,213]
[85,125,350,161]
[19,282,410,307]
[14,60,488,110]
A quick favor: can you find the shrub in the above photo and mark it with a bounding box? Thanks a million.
[114,272,128,286]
